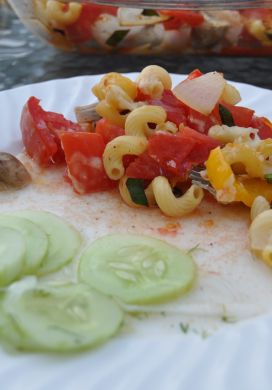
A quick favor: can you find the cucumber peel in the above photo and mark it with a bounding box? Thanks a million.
[0,215,48,274]
[12,210,82,275]
[0,227,26,286]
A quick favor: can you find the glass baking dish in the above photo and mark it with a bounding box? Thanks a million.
[7,0,272,55]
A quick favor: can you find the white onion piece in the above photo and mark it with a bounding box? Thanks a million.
[117,8,169,27]
[221,82,241,105]
[173,72,226,115]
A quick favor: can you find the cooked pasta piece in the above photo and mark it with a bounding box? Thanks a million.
[156,121,178,134]
[119,176,155,208]
[208,125,259,144]
[249,209,272,267]
[103,136,148,180]
[96,100,127,128]
[105,85,140,112]
[136,65,172,99]
[125,105,167,137]
[92,72,137,101]
[250,196,270,221]
[152,177,204,217]
[222,144,264,178]
[46,1,82,26]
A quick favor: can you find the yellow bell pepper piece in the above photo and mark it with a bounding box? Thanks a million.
[236,178,272,207]
[205,147,236,203]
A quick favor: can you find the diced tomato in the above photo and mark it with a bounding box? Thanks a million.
[60,132,116,194]
[145,127,220,178]
[149,90,188,126]
[148,132,195,177]
[20,97,81,167]
[160,10,204,30]
[178,126,220,166]
[221,103,254,128]
[186,69,203,80]
[250,116,272,139]
[126,152,165,180]
[66,3,117,44]
[186,107,219,134]
[95,118,125,144]
[135,87,150,102]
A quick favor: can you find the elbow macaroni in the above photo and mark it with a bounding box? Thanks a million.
[103,136,148,180]
[250,196,270,221]
[125,105,167,137]
[152,177,204,217]
[136,65,172,99]
[249,209,272,267]
[208,125,259,144]
[92,72,137,101]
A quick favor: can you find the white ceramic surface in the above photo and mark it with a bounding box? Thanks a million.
[0,74,272,390]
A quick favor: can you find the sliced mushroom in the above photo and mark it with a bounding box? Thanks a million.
[0,153,31,191]
[75,102,101,123]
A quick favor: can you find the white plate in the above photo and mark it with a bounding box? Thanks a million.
[1,74,272,390]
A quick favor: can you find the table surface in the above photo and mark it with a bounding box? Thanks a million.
[0,3,272,92]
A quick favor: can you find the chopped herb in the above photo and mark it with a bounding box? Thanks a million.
[179,322,190,333]
[265,174,272,183]
[221,314,237,323]
[131,311,150,320]
[106,30,130,47]
[160,311,166,317]
[221,305,237,323]
[201,330,210,339]
[219,104,235,127]
[142,9,159,16]
[186,243,200,255]
[126,178,148,206]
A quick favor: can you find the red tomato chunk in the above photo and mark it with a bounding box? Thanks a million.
[61,132,116,194]
[126,127,220,180]
[21,97,81,167]
[95,118,125,144]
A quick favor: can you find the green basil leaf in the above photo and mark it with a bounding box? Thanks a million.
[219,104,235,127]
[126,178,148,206]
[106,30,129,47]
[265,174,272,183]
[142,9,159,16]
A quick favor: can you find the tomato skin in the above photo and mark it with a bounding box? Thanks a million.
[250,116,272,139]
[149,90,188,126]
[125,152,165,180]
[160,10,204,30]
[20,97,82,167]
[61,132,116,194]
[178,126,220,167]
[21,97,59,167]
[186,69,203,80]
[66,3,117,44]
[221,103,254,128]
[129,127,220,179]
[148,132,196,177]
[95,118,125,144]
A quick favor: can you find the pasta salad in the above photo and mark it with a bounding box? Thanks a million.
[20,66,272,266]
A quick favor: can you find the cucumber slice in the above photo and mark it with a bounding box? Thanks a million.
[0,278,123,352]
[0,215,48,274]
[78,234,196,304]
[0,227,26,286]
[13,210,82,275]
